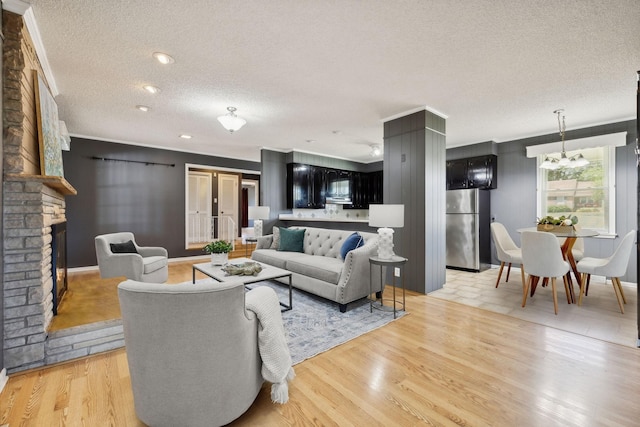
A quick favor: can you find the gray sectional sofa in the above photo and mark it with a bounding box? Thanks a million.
[251,226,383,312]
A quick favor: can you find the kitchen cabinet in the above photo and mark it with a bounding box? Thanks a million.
[346,172,369,209]
[368,170,383,205]
[446,155,497,190]
[286,163,326,209]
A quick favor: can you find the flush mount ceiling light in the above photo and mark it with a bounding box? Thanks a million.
[217,107,246,133]
[152,52,174,65]
[370,144,382,157]
[136,105,151,112]
[540,109,590,170]
[143,85,161,94]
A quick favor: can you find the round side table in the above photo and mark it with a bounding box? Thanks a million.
[369,255,408,319]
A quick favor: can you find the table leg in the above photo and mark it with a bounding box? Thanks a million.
[560,237,579,303]
[192,266,196,284]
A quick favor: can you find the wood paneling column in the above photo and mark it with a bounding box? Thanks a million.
[383,108,447,293]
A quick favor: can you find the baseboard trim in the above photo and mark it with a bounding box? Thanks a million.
[68,255,210,273]
[0,368,8,395]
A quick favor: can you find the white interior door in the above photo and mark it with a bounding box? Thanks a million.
[187,172,212,244]
[218,173,239,242]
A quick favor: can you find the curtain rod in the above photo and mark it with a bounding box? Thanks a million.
[90,156,175,167]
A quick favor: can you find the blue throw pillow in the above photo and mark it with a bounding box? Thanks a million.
[340,232,364,259]
[278,228,306,252]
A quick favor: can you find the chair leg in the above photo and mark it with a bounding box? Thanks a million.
[505,262,512,282]
[611,277,625,314]
[522,275,531,308]
[578,273,587,306]
[551,277,558,315]
[585,274,591,296]
[562,275,571,304]
[520,266,526,291]
[495,262,505,288]
[614,277,627,304]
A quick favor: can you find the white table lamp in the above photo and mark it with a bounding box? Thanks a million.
[248,206,270,237]
[368,204,404,259]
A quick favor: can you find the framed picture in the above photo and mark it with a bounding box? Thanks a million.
[34,70,64,177]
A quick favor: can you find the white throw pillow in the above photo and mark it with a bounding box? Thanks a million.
[269,227,281,250]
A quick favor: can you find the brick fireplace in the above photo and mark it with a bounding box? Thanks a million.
[3,175,67,371]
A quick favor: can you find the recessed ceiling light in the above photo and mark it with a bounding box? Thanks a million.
[136,105,151,112]
[306,139,316,143]
[152,52,174,65]
[143,85,161,94]
[179,134,192,139]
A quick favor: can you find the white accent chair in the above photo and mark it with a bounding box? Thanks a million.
[490,222,525,289]
[577,230,636,313]
[95,232,168,283]
[118,280,263,427]
[521,231,571,315]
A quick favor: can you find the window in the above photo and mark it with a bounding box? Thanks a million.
[537,146,615,235]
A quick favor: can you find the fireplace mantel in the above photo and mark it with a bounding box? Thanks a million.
[5,173,77,195]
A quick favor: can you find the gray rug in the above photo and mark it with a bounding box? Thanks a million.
[194,279,406,365]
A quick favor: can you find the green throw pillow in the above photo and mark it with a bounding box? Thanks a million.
[278,228,305,252]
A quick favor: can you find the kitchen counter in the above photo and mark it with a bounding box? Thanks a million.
[279,214,369,223]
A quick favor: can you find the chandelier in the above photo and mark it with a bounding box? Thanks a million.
[540,109,589,169]
[217,107,247,133]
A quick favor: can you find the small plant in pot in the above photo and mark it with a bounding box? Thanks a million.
[203,240,233,265]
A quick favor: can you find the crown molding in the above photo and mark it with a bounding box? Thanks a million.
[381,105,449,123]
[2,0,30,14]
[3,0,59,95]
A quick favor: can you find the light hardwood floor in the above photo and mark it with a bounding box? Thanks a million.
[3,262,640,426]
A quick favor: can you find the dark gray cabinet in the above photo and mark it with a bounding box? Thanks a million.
[446,155,497,190]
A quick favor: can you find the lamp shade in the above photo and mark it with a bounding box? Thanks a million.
[248,206,270,220]
[217,107,246,132]
[368,204,404,228]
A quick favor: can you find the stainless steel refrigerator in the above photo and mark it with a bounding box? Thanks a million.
[446,188,491,271]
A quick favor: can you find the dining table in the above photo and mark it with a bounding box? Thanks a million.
[518,226,599,303]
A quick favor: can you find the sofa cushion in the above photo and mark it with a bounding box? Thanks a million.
[285,255,343,285]
[279,228,305,252]
[110,240,137,254]
[340,232,364,259]
[252,249,300,269]
[269,227,281,250]
[143,256,167,273]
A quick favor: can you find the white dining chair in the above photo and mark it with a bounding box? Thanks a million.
[521,231,571,315]
[490,222,525,289]
[576,230,636,314]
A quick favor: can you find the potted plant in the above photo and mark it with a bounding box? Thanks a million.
[203,240,233,265]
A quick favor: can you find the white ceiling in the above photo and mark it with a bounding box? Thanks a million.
[21,0,640,163]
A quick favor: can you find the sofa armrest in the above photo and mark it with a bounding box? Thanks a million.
[256,235,273,250]
[335,237,383,304]
[137,246,168,257]
[98,253,145,280]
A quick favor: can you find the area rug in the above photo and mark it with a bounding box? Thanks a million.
[193,279,407,364]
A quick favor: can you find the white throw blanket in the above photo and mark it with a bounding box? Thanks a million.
[245,286,295,403]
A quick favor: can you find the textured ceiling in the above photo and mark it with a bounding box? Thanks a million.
[25,0,640,162]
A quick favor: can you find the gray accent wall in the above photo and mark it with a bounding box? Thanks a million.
[62,138,260,267]
[260,149,288,234]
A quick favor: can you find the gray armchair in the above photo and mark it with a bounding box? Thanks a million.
[95,232,168,283]
[118,280,263,427]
